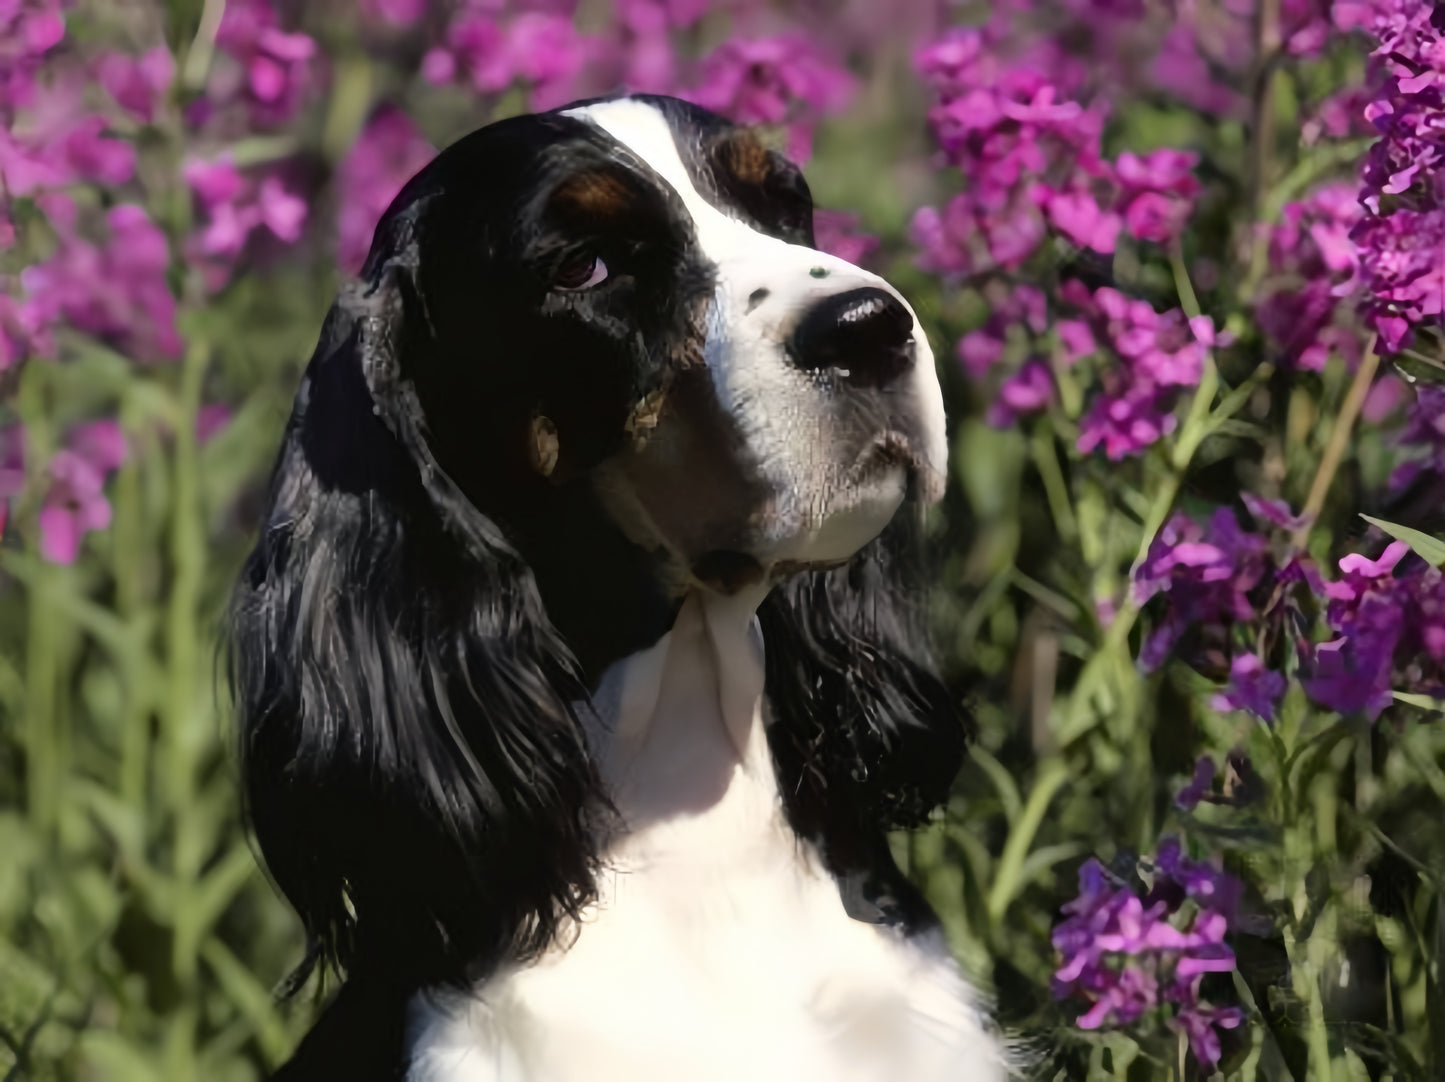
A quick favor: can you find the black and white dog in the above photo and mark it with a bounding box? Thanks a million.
[230,93,1008,1081]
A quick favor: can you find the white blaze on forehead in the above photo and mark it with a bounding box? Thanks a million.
[563,98,790,262]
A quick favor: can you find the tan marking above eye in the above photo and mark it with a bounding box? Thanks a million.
[549,169,637,223]
[714,131,775,187]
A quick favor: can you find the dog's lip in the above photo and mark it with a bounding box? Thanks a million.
[854,431,946,503]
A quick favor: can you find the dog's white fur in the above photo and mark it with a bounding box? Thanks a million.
[406,590,1007,1081]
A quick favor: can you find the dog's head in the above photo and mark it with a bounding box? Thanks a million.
[231,95,963,992]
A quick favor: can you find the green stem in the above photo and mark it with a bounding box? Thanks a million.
[24,561,59,836]
[167,339,209,995]
[986,757,1069,925]
[1030,425,1078,546]
[1292,334,1381,547]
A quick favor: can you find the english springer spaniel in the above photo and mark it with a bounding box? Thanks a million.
[230,93,1009,1081]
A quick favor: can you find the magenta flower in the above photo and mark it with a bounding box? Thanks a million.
[423,6,591,112]
[211,0,318,128]
[1053,845,1242,1058]
[1174,757,1216,811]
[987,360,1055,428]
[37,420,128,565]
[1114,148,1201,244]
[1391,385,1445,491]
[1212,653,1288,721]
[21,203,182,362]
[1343,0,1445,352]
[0,0,65,113]
[184,157,307,285]
[96,47,175,123]
[687,36,855,163]
[1133,508,1268,671]
[1169,978,1245,1069]
[338,108,436,274]
[812,210,879,268]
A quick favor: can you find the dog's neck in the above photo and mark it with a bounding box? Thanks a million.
[580,587,777,834]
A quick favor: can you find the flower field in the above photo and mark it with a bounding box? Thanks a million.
[1,0,1443,1078]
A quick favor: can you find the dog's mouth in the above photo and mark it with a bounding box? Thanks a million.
[687,430,940,594]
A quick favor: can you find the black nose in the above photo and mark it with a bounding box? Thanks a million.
[787,287,914,388]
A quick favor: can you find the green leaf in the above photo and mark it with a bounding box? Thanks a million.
[1360,514,1445,567]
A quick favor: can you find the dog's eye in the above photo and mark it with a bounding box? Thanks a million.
[553,254,609,291]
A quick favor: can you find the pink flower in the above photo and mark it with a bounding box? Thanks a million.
[37,420,128,565]
[812,209,878,268]
[424,6,591,110]
[21,204,183,362]
[987,360,1054,428]
[211,0,317,128]
[184,156,308,285]
[337,107,436,274]
[688,35,855,163]
[97,47,175,123]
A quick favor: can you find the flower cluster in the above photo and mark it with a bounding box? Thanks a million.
[1137,490,1445,721]
[202,0,319,129]
[1053,842,1244,1069]
[1256,183,1367,371]
[1339,0,1445,352]
[911,22,1212,460]
[183,157,308,289]
[1066,282,1217,459]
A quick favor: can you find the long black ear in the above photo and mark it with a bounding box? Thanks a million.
[759,506,967,924]
[228,245,603,995]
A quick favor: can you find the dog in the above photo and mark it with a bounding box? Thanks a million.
[229,93,1009,1081]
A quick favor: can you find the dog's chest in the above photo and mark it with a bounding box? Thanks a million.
[403,594,1003,1081]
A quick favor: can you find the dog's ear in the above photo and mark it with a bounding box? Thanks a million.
[759,508,967,880]
[228,219,603,991]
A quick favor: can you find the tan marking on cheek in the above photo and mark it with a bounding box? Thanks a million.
[529,414,560,478]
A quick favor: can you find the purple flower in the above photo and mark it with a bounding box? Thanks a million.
[987,360,1054,428]
[1077,384,1178,461]
[1053,846,1242,1048]
[812,210,878,268]
[1301,632,1397,718]
[1133,508,1270,673]
[184,157,307,286]
[1114,148,1201,244]
[1063,283,1210,460]
[1391,385,1445,490]
[337,107,436,274]
[96,47,175,123]
[1212,653,1288,721]
[423,7,591,112]
[1344,0,1445,352]
[1169,977,1245,1069]
[687,36,855,163]
[0,1,65,113]
[1175,757,1216,811]
[197,404,233,444]
[37,420,128,565]
[1038,186,1121,253]
[211,0,317,128]
[21,204,182,362]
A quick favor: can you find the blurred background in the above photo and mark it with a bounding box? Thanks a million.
[2,0,1444,1078]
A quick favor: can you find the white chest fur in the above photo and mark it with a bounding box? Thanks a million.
[404,592,1007,1082]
